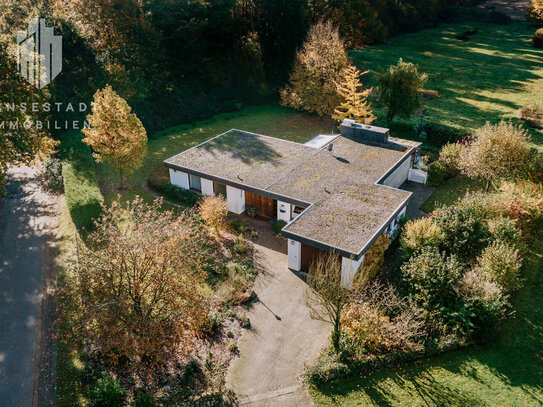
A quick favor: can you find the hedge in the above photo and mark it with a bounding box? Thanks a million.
[59,131,104,229]
[425,123,465,147]
[147,164,201,207]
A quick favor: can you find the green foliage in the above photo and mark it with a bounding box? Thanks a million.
[425,123,464,147]
[42,158,64,192]
[401,217,443,257]
[475,241,522,293]
[90,373,126,407]
[60,133,104,229]
[488,217,521,246]
[534,28,543,48]
[487,10,511,25]
[232,235,248,255]
[146,165,201,207]
[273,220,288,235]
[427,160,450,186]
[434,204,490,259]
[132,389,156,407]
[439,142,462,176]
[306,352,349,386]
[246,206,257,217]
[228,219,251,236]
[378,58,427,124]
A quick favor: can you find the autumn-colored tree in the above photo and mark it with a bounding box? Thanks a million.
[198,195,228,235]
[459,121,531,190]
[527,0,543,24]
[378,58,427,125]
[280,20,349,116]
[74,198,210,372]
[0,38,56,195]
[332,65,375,125]
[83,85,147,189]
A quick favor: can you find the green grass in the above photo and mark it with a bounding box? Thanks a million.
[351,20,543,148]
[420,176,485,213]
[310,232,543,406]
[95,104,335,204]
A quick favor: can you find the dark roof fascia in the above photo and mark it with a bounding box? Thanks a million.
[375,145,417,185]
[163,161,312,208]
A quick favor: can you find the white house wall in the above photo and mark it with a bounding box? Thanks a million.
[201,178,214,196]
[226,185,246,214]
[277,201,291,222]
[287,239,302,271]
[341,255,365,288]
[169,168,189,189]
[382,157,411,188]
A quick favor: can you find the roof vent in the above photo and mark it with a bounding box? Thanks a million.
[327,143,333,152]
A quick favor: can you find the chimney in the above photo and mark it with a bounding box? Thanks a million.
[340,119,389,144]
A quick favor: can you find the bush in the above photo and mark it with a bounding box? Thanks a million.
[475,241,522,293]
[306,352,349,386]
[425,123,464,147]
[519,104,543,127]
[63,162,104,229]
[401,217,443,257]
[232,235,248,255]
[401,247,464,330]
[434,204,490,259]
[42,158,63,192]
[228,219,251,235]
[198,195,228,233]
[273,220,287,235]
[439,142,462,176]
[246,205,256,217]
[527,1,543,25]
[90,373,126,407]
[427,160,449,186]
[147,164,200,207]
[533,29,543,48]
[132,389,156,407]
[488,217,521,245]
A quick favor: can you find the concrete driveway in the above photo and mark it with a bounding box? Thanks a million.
[0,166,57,406]
[226,219,330,406]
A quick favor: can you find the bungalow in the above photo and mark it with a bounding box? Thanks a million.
[164,119,423,287]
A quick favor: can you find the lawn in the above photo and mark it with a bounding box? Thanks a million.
[351,19,543,148]
[420,176,485,213]
[94,105,335,204]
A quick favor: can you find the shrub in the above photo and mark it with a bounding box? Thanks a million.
[427,160,449,186]
[228,219,251,235]
[273,220,287,235]
[132,389,156,407]
[147,164,201,207]
[90,373,126,407]
[42,158,63,192]
[519,104,543,127]
[228,342,238,353]
[475,241,522,293]
[401,217,443,257]
[488,217,521,245]
[439,142,462,176]
[527,0,543,25]
[496,181,543,231]
[246,205,256,217]
[63,162,104,229]
[198,195,228,233]
[232,235,248,255]
[425,123,463,147]
[434,204,490,259]
[533,28,543,48]
[306,352,349,386]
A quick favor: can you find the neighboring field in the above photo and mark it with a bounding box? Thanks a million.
[95,105,335,204]
[352,20,543,147]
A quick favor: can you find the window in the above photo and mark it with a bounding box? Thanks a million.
[189,174,202,192]
[293,206,305,215]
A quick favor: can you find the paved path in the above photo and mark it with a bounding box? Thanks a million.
[0,166,57,407]
[226,220,330,407]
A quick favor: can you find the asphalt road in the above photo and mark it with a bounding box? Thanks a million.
[0,166,57,407]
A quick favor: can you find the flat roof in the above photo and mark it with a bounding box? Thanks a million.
[164,129,416,258]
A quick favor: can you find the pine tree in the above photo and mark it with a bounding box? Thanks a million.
[83,85,147,189]
[280,20,349,116]
[332,65,376,125]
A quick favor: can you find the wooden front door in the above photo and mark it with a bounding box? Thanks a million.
[245,191,276,219]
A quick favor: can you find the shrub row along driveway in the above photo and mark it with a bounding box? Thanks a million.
[226,219,330,406]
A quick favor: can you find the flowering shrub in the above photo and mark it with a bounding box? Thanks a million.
[475,241,522,293]
[401,217,443,257]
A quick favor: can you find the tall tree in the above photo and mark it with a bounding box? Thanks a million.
[332,65,376,125]
[527,0,543,25]
[281,20,349,116]
[378,58,427,125]
[75,198,211,372]
[459,121,532,190]
[83,85,147,189]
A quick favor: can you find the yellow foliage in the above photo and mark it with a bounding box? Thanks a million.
[401,217,443,254]
[198,195,228,234]
[332,65,376,125]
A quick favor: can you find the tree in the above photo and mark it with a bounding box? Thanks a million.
[527,0,543,25]
[305,252,357,353]
[198,195,228,235]
[75,198,210,372]
[378,58,427,125]
[0,38,56,195]
[332,65,376,125]
[459,121,531,190]
[280,20,349,116]
[83,85,147,189]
